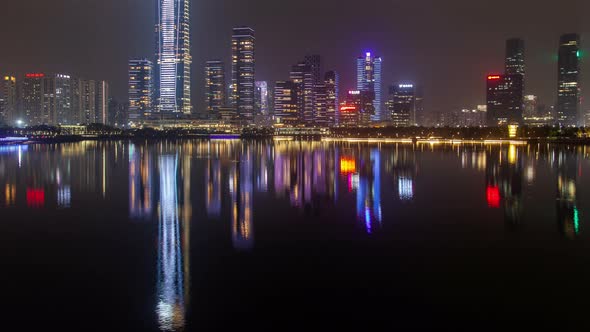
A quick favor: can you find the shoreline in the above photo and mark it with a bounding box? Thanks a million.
[3,135,590,146]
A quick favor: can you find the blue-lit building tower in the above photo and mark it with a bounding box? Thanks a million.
[356,52,382,122]
[155,0,192,115]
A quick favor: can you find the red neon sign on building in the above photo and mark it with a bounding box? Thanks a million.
[25,73,45,79]
[487,75,501,80]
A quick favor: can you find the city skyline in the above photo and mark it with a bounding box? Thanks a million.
[0,0,587,120]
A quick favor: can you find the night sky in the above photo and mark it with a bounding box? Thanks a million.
[1,0,587,115]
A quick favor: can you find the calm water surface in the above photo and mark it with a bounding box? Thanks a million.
[1,140,590,330]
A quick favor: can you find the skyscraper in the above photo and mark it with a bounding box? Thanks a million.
[232,27,255,122]
[1,76,17,124]
[505,38,525,76]
[255,81,269,115]
[155,0,192,114]
[205,60,226,115]
[128,59,154,122]
[324,71,339,126]
[557,33,581,126]
[274,81,299,125]
[78,79,96,124]
[22,73,45,126]
[356,52,382,122]
[290,62,314,124]
[486,74,524,126]
[96,81,109,124]
[388,84,418,127]
[54,74,72,125]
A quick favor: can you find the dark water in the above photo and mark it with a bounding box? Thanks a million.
[1,140,590,330]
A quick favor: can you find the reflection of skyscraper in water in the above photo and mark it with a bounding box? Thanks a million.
[156,155,188,331]
[556,150,580,238]
[272,142,337,214]
[485,145,523,227]
[206,159,222,217]
[390,146,416,202]
[230,147,254,251]
[129,144,153,219]
[355,149,382,233]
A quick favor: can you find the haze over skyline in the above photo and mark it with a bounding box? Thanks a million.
[1,0,587,115]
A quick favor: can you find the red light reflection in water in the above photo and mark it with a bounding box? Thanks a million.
[26,188,45,208]
[486,186,500,208]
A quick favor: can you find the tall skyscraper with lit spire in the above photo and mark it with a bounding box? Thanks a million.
[155,0,192,115]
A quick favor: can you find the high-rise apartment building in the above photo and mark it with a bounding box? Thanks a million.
[232,27,255,122]
[1,76,17,124]
[205,60,226,115]
[22,73,45,125]
[556,33,581,126]
[356,52,382,122]
[155,0,192,114]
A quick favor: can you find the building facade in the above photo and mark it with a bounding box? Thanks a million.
[22,73,45,126]
[232,27,256,122]
[255,81,269,116]
[505,38,525,76]
[205,60,226,116]
[274,81,299,125]
[128,59,153,122]
[486,74,524,126]
[155,0,192,114]
[1,76,17,124]
[356,52,382,122]
[388,84,418,127]
[556,33,581,126]
[324,71,339,126]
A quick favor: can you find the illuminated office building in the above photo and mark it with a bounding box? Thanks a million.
[205,60,226,115]
[290,62,314,124]
[231,27,256,122]
[255,81,269,115]
[128,59,153,121]
[505,38,525,76]
[486,74,524,126]
[155,0,192,114]
[356,52,382,122]
[274,81,299,125]
[556,33,581,126]
[388,83,419,127]
[324,71,339,126]
[1,76,17,124]
[523,95,537,118]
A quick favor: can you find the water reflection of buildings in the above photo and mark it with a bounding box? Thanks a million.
[155,151,191,331]
[485,145,524,227]
[555,149,580,239]
[230,147,254,251]
[0,142,122,209]
[129,143,154,219]
[273,142,337,215]
[388,145,417,202]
